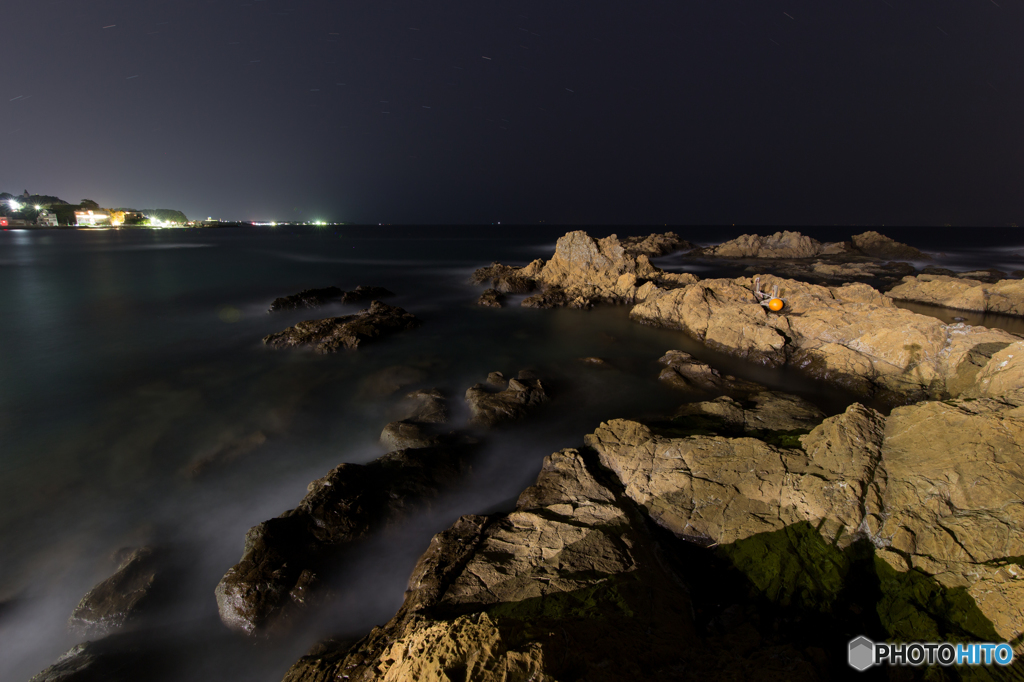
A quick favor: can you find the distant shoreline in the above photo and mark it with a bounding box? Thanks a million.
[2,223,251,230]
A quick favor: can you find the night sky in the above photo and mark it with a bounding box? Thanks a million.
[1,0,1021,225]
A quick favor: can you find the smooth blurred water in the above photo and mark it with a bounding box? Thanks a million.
[0,225,1021,681]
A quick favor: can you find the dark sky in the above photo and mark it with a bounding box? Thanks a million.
[1,0,1021,225]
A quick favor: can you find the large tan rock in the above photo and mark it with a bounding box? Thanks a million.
[630,275,1021,399]
[586,406,886,550]
[586,389,1024,651]
[531,231,697,306]
[876,390,1024,648]
[471,232,697,309]
[535,231,653,297]
[888,273,1024,316]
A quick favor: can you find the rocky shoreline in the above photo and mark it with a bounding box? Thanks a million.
[30,229,1024,681]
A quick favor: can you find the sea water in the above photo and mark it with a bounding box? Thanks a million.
[0,225,1020,681]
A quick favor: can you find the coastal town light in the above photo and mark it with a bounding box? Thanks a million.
[8,200,21,211]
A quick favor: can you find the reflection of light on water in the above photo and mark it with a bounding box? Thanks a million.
[6,225,1019,681]
[218,307,243,323]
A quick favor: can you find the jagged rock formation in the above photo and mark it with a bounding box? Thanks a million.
[465,370,549,428]
[262,301,420,353]
[215,438,476,634]
[268,285,394,312]
[281,449,822,682]
[587,389,1024,651]
[471,232,697,310]
[68,548,159,636]
[529,231,696,306]
[216,369,548,634]
[888,273,1024,316]
[630,275,1021,400]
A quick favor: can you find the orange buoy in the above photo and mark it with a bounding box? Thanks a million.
[767,297,784,312]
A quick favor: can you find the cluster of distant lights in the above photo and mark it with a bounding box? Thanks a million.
[6,200,176,228]
[8,202,339,228]
[252,220,337,226]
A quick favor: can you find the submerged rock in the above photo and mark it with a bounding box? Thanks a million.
[464,370,549,428]
[187,431,268,477]
[656,350,764,395]
[888,273,1024,316]
[262,301,420,354]
[68,548,159,636]
[268,286,343,312]
[358,365,429,399]
[672,391,827,435]
[338,285,395,304]
[630,275,1020,400]
[28,636,146,682]
[397,388,449,424]
[268,285,394,312]
[380,389,450,450]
